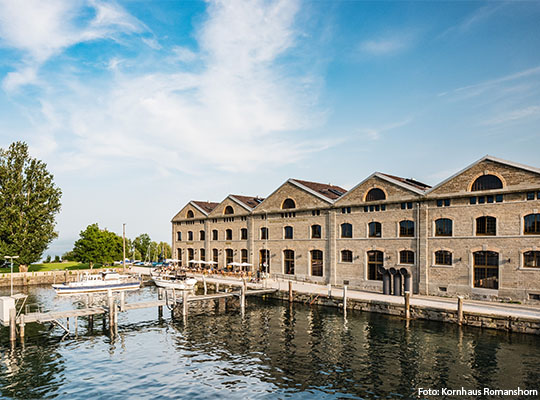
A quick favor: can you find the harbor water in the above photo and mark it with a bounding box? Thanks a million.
[1,285,539,399]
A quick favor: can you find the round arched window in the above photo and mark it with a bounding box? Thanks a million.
[282,198,296,209]
[471,175,503,191]
[366,188,386,201]
[224,205,234,215]
[187,210,194,218]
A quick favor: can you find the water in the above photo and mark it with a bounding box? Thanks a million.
[1,285,539,399]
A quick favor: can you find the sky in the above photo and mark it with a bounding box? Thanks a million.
[0,0,539,258]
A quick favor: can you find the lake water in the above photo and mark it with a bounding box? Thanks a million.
[1,285,539,399]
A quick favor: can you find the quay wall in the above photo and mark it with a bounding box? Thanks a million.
[0,268,122,288]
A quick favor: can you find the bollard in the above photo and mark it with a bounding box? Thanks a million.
[203,275,207,295]
[120,291,125,312]
[400,268,412,293]
[457,296,464,325]
[379,266,390,295]
[9,308,16,342]
[343,285,348,310]
[404,291,410,319]
[19,313,25,340]
[182,290,188,317]
[327,283,332,298]
[289,281,293,303]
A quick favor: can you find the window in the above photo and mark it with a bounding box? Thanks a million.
[435,218,452,236]
[341,223,352,238]
[225,229,232,240]
[527,192,535,200]
[199,230,205,241]
[311,224,321,239]
[524,251,540,268]
[471,175,503,191]
[341,207,351,214]
[399,220,414,237]
[212,230,218,240]
[312,210,321,216]
[177,232,182,241]
[213,249,219,265]
[435,250,452,266]
[366,188,386,201]
[311,250,323,277]
[367,250,383,281]
[470,197,477,205]
[284,250,295,275]
[188,231,193,241]
[241,249,248,264]
[524,214,540,234]
[473,251,499,289]
[341,250,353,262]
[284,226,293,239]
[437,199,442,207]
[400,250,414,264]
[496,194,503,203]
[226,249,234,265]
[444,199,450,207]
[368,222,381,238]
[178,249,183,266]
[261,227,268,240]
[401,202,413,210]
[187,210,194,218]
[200,249,205,261]
[260,249,270,273]
[241,228,248,240]
[437,199,451,207]
[188,248,194,261]
[224,205,234,214]
[282,198,296,209]
[476,216,496,235]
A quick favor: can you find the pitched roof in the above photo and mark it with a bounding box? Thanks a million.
[291,179,348,201]
[379,173,431,191]
[191,201,219,214]
[230,195,265,209]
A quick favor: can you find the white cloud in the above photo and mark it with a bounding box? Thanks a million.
[358,118,413,140]
[358,31,417,56]
[480,105,540,126]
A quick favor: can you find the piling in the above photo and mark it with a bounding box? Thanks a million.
[67,317,70,331]
[88,315,94,332]
[120,291,125,312]
[158,288,163,316]
[108,290,114,330]
[215,282,220,292]
[74,317,78,335]
[9,308,16,342]
[203,275,207,295]
[404,291,411,319]
[343,285,348,310]
[19,314,25,340]
[182,290,188,317]
[327,284,332,298]
[240,284,246,315]
[457,296,464,325]
[288,281,293,303]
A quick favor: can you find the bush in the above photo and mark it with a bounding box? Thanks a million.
[54,255,60,263]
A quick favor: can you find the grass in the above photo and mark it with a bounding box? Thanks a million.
[0,261,105,273]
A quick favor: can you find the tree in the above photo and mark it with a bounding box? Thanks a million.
[133,233,152,261]
[157,241,172,261]
[0,141,62,269]
[72,223,123,265]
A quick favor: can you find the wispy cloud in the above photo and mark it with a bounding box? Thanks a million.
[439,2,506,38]
[358,31,416,56]
[358,118,413,140]
[480,105,540,126]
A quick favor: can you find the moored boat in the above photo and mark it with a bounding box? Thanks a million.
[52,270,141,294]
[152,272,197,290]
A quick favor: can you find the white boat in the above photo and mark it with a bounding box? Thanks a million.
[52,270,141,294]
[152,273,197,290]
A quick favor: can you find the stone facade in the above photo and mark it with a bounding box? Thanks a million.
[172,156,540,303]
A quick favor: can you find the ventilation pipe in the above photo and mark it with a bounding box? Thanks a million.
[378,266,391,295]
[400,268,412,294]
[390,267,402,296]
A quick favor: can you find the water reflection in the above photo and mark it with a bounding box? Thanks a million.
[0,286,539,399]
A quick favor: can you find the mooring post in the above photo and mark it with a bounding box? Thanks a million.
[67,317,70,331]
[343,285,348,310]
[74,317,78,335]
[404,291,411,320]
[457,296,464,325]
[88,315,94,332]
[327,284,332,298]
[182,290,188,318]
[9,308,16,342]
[203,275,207,295]
[240,283,246,315]
[108,290,114,330]
[64,270,68,283]
[215,282,220,293]
[19,314,25,340]
[158,288,163,300]
[120,291,125,312]
[288,281,293,303]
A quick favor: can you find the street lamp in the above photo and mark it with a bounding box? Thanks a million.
[4,255,19,296]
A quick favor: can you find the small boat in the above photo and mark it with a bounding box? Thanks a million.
[52,270,141,294]
[152,272,197,290]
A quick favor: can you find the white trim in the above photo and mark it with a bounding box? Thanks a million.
[189,201,211,216]
[228,195,255,211]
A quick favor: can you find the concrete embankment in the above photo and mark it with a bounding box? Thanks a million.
[0,268,124,288]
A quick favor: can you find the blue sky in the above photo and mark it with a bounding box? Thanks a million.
[0,0,539,258]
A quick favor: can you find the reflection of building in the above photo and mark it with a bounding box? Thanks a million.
[171,156,540,302]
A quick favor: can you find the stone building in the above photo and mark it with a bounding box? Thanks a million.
[171,156,540,302]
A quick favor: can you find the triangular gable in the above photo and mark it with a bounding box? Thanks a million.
[207,195,253,217]
[335,172,426,206]
[252,179,334,213]
[171,201,213,222]
[427,155,540,196]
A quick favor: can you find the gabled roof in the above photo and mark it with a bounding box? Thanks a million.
[379,173,431,191]
[426,155,540,194]
[230,195,265,210]
[289,179,348,202]
[191,201,219,215]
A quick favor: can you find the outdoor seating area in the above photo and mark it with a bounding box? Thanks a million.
[182,260,262,279]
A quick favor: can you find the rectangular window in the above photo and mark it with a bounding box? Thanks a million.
[381,204,386,211]
[364,206,369,212]
[407,202,413,209]
[284,250,295,275]
[495,194,503,203]
[444,199,450,207]
[487,195,494,203]
[311,250,323,277]
[437,199,443,207]
[369,205,374,212]
[177,232,182,241]
[375,205,380,211]
[527,192,535,200]
[537,191,540,199]
[478,196,485,204]
[401,203,406,210]
[241,229,248,240]
[470,197,477,205]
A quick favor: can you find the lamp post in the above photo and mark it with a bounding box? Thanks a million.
[122,223,126,273]
[4,255,19,296]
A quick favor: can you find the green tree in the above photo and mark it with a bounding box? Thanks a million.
[72,223,123,266]
[133,233,152,261]
[157,241,172,261]
[0,141,62,269]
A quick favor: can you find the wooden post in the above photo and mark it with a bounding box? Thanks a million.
[215,282,220,293]
[88,315,94,332]
[108,290,114,330]
[182,290,188,317]
[67,317,70,331]
[240,284,246,315]
[288,281,293,303]
[9,308,16,342]
[203,275,207,295]
[158,288,164,300]
[64,270,68,283]
[457,296,464,325]
[343,285,348,310]
[404,291,410,320]
[19,313,25,340]
[327,283,332,298]
[120,291,125,312]
[74,317,78,335]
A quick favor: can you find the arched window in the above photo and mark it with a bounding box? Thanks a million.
[524,214,540,234]
[366,188,386,201]
[473,251,499,289]
[241,249,248,264]
[368,222,381,238]
[225,229,232,240]
[212,229,218,240]
[284,226,293,239]
[260,249,270,273]
[399,220,414,237]
[200,248,206,261]
[261,227,268,240]
[367,250,383,281]
[341,250,353,263]
[284,250,295,275]
[188,248,194,261]
[399,250,414,264]
[435,250,452,266]
[311,250,323,276]
[226,249,234,265]
[341,223,352,238]
[282,198,296,209]
[476,216,496,235]
[224,205,234,215]
[177,232,182,241]
[199,230,205,241]
[212,249,219,265]
[524,251,540,268]
[188,231,193,241]
[311,224,321,239]
[187,210,194,218]
[471,175,503,191]
[178,249,183,266]
[241,228,248,240]
[435,218,452,236]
